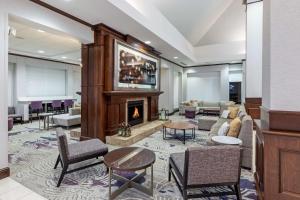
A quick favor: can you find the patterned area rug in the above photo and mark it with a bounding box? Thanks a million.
[8,121,257,200]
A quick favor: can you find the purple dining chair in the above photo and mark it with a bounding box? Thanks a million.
[30,101,43,122]
[52,100,62,114]
[64,99,74,113]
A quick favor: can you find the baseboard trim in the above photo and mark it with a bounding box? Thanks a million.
[0,167,10,180]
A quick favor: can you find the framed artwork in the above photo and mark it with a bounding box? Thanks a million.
[114,40,159,90]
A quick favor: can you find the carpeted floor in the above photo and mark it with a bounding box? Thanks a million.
[8,117,257,200]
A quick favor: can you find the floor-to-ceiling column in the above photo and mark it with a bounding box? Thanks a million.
[260,0,300,199]
[245,0,263,119]
[0,7,9,179]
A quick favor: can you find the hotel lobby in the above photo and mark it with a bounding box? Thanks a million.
[1,0,300,200]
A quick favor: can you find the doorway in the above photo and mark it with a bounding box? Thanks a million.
[229,82,241,104]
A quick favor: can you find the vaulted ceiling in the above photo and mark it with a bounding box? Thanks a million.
[149,0,235,46]
[12,0,246,66]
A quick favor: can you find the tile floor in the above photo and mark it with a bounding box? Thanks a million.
[0,178,47,200]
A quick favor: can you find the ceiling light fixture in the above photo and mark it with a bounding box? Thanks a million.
[37,29,45,33]
[38,50,45,54]
[61,56,67,59]
[144,41,151,44]
[174,56,178,59]
[8,26,17,37]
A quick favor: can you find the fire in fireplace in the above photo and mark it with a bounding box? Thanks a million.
[128,100,144,126]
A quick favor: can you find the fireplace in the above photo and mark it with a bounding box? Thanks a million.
[128,100,144,126]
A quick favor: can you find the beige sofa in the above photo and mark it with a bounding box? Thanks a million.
[53,107,81,128]
[179,100,235,115]
[205,105,253,169]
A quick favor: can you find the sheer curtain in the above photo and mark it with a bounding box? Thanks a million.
[26,66,66,97]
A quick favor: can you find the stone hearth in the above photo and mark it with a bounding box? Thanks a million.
[106,120,169,146]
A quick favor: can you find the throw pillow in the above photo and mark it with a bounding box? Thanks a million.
[238,110,246,120]
[227,117,242,137]
[221,110,230,118]
[218,122,230,136]
[228,106,239,119]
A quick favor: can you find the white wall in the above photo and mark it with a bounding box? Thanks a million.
[246,2,263,98]
[0,8,9,171]
[8,55,82,110]
[262,0,300,111]
[173,71,179,109]
[183,65,230,102]
[8,63,15,106]
[229,71,242,82]
[187,72,221,101]
[159,59,183,112]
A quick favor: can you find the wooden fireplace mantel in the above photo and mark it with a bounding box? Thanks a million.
[103,91,163,97]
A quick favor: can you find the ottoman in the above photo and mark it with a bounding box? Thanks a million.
[198,116,219,130]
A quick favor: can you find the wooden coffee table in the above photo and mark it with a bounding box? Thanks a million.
[163,121,197,144]
[104,147,155,200]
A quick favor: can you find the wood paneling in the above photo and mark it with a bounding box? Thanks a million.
[245,97,262,120]
[81,24,162,141]
[0,167,10,180]
[269,110,300,132]
[255,108,300,200]
[264,131,300,200]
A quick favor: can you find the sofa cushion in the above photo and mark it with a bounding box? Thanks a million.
[69,107,81,116]
[68,139,108,161]
[209,118,229,136]
[53,114,81,127]
[238,110,247,120]
[218,122,230,136]
[190,100,198,107]
[202,101,220,107]
[227,117,241,137]
[239,115,253,148]
[197,101,203,107]
[228,106,239,119]
[198,107,220,111]
[221,110,230,118]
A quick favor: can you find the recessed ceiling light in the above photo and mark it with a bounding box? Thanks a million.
[61,56,67,59]
[174,56,178,59]
[37,50,45,54]
[37,29,45,33]
[144,41,151,44]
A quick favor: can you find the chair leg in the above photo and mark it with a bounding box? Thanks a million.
[183,189,188,200]
[57,165,68,187]
[168,165,171,181]
[54,155,61,169]
[234,184,242,200]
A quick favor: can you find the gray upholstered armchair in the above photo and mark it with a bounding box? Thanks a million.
[54,128,108,187]
[169,145,242,200]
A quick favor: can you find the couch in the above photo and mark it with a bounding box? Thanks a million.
[206,105,253,169]
[179,100,235,116]
[53,107,81,128]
